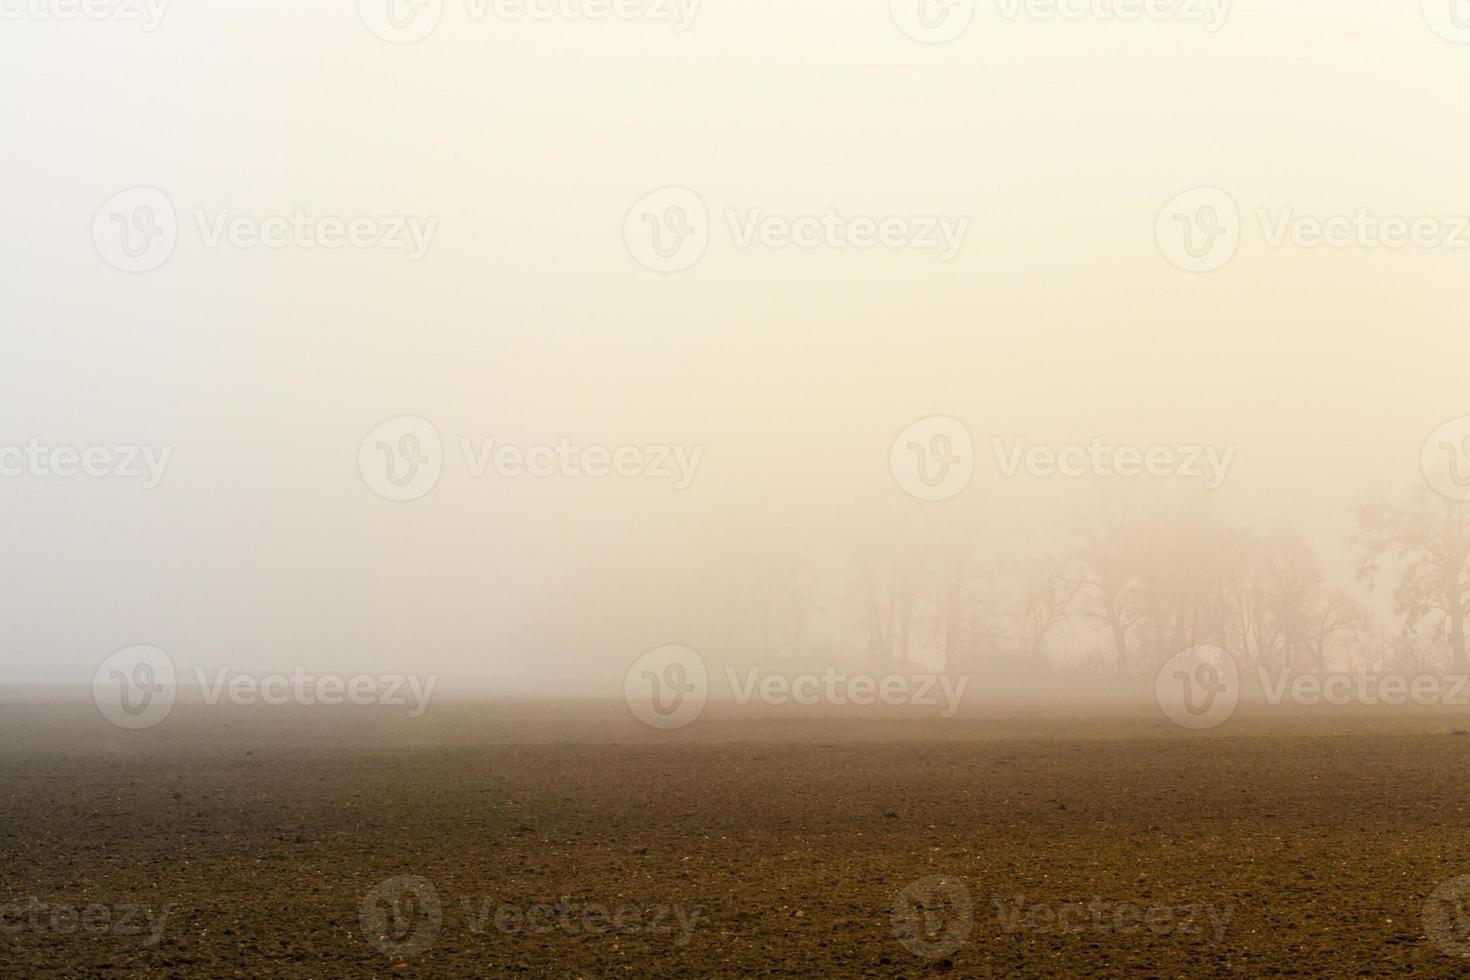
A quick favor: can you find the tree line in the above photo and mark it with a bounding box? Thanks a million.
[707,486,1470,679]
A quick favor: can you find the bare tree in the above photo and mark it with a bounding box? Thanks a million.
[1073,492,1146,677]
[847,536,922,669]
[1221,530,1266,668]
[1306,590,1365,672]
[1355,490,1470,671]
[1019,558,1072,671]
[1256,526,1323,670]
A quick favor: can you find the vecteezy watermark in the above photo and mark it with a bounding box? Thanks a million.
[891,876,974,959]
[621,648,969,731]
[93,187,437,272]
[991,895,1231,943]
[1158,186,1470,272]
[459,896,700,946]
[892,877,1230,959]
[724,208,968,260]
[358,0,445,42]
[1156,652,1470,731]
[890,0,1227,44]
[992,437,1235,489]
[725,667,970,718]
[358,417,444,502]
[0,0,168,30]
[360,877,442,959]
[624,188,709,273]
[890,416,975,503]
[358,416,704,502]
[1155,645,1239,730]
[890,0,974,43]
[1259,669,1470,708]
[193,209,437,259]
[1255,210,1470,252]
[890,419,1233,502]
[625,187,969,273]
[92,646,438,730]
[0,899,173,947]
[92,187,177,273]
[1423,416,1470,502]
[192,667,436,718]
[357,0,699,44]
[1424,876,1470,957]
[995,0,1229,29]
[624,645,709,730]
[0,440,171,489]
[459,437,701,487]
[1423,0,1470,44]
[359,876,702,960]
[92,645,176,731]
[1155,187,1241,273]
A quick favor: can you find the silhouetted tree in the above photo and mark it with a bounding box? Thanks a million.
[1355,490,1470,671]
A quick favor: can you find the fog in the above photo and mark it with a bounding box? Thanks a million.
[4,1,1470,701]
[15,6,1470,978]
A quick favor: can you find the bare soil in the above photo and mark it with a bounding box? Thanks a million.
[4,700,1470,977]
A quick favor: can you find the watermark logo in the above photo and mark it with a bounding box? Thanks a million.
[626,188,969,272]
[725,209,967,260]
[891,876,974,959]
[1423,417,1470,502]
[625,187,709,273]
[460,895,700,944]
[1156,187,1240,273]
[360,876,443,959]
[359,416,444,502]
[192,667,436,717]
[96,190,436,269]
[1424,0,1470,43]
[624,645,708,730]
[893,876,1230,958]
[995,0,1230,30]
[460,437,702,488]
[93,187,177,273]
[1161,189,1470,271]
[360,419,703,500]
[1256,210,1470,252]
[92,645,176,730]
[478,0,699,28]
[1155,645,1238,730]
[0,440,172,488]
[1425,876,1470,957]
[992,437,1234,489]
[1259,669,1470,707]
[0,0,169,30]
[192,209,437,259]
[360,0,698,41]
[0,899,172,947]
[890,0,976,44]
[726,667,969,717]
[359,876,700,958]
[992,895,1230,942]
[890,416,974,502]
[358,0,444,43]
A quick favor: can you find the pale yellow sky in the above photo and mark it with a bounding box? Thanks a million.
[2,0,1469,686]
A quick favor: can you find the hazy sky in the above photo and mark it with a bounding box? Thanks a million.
[3,1,1469,688]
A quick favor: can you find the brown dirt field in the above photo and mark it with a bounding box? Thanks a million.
[4,701,1470,977]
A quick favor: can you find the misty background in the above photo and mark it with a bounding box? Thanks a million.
[2,2,1469,695]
